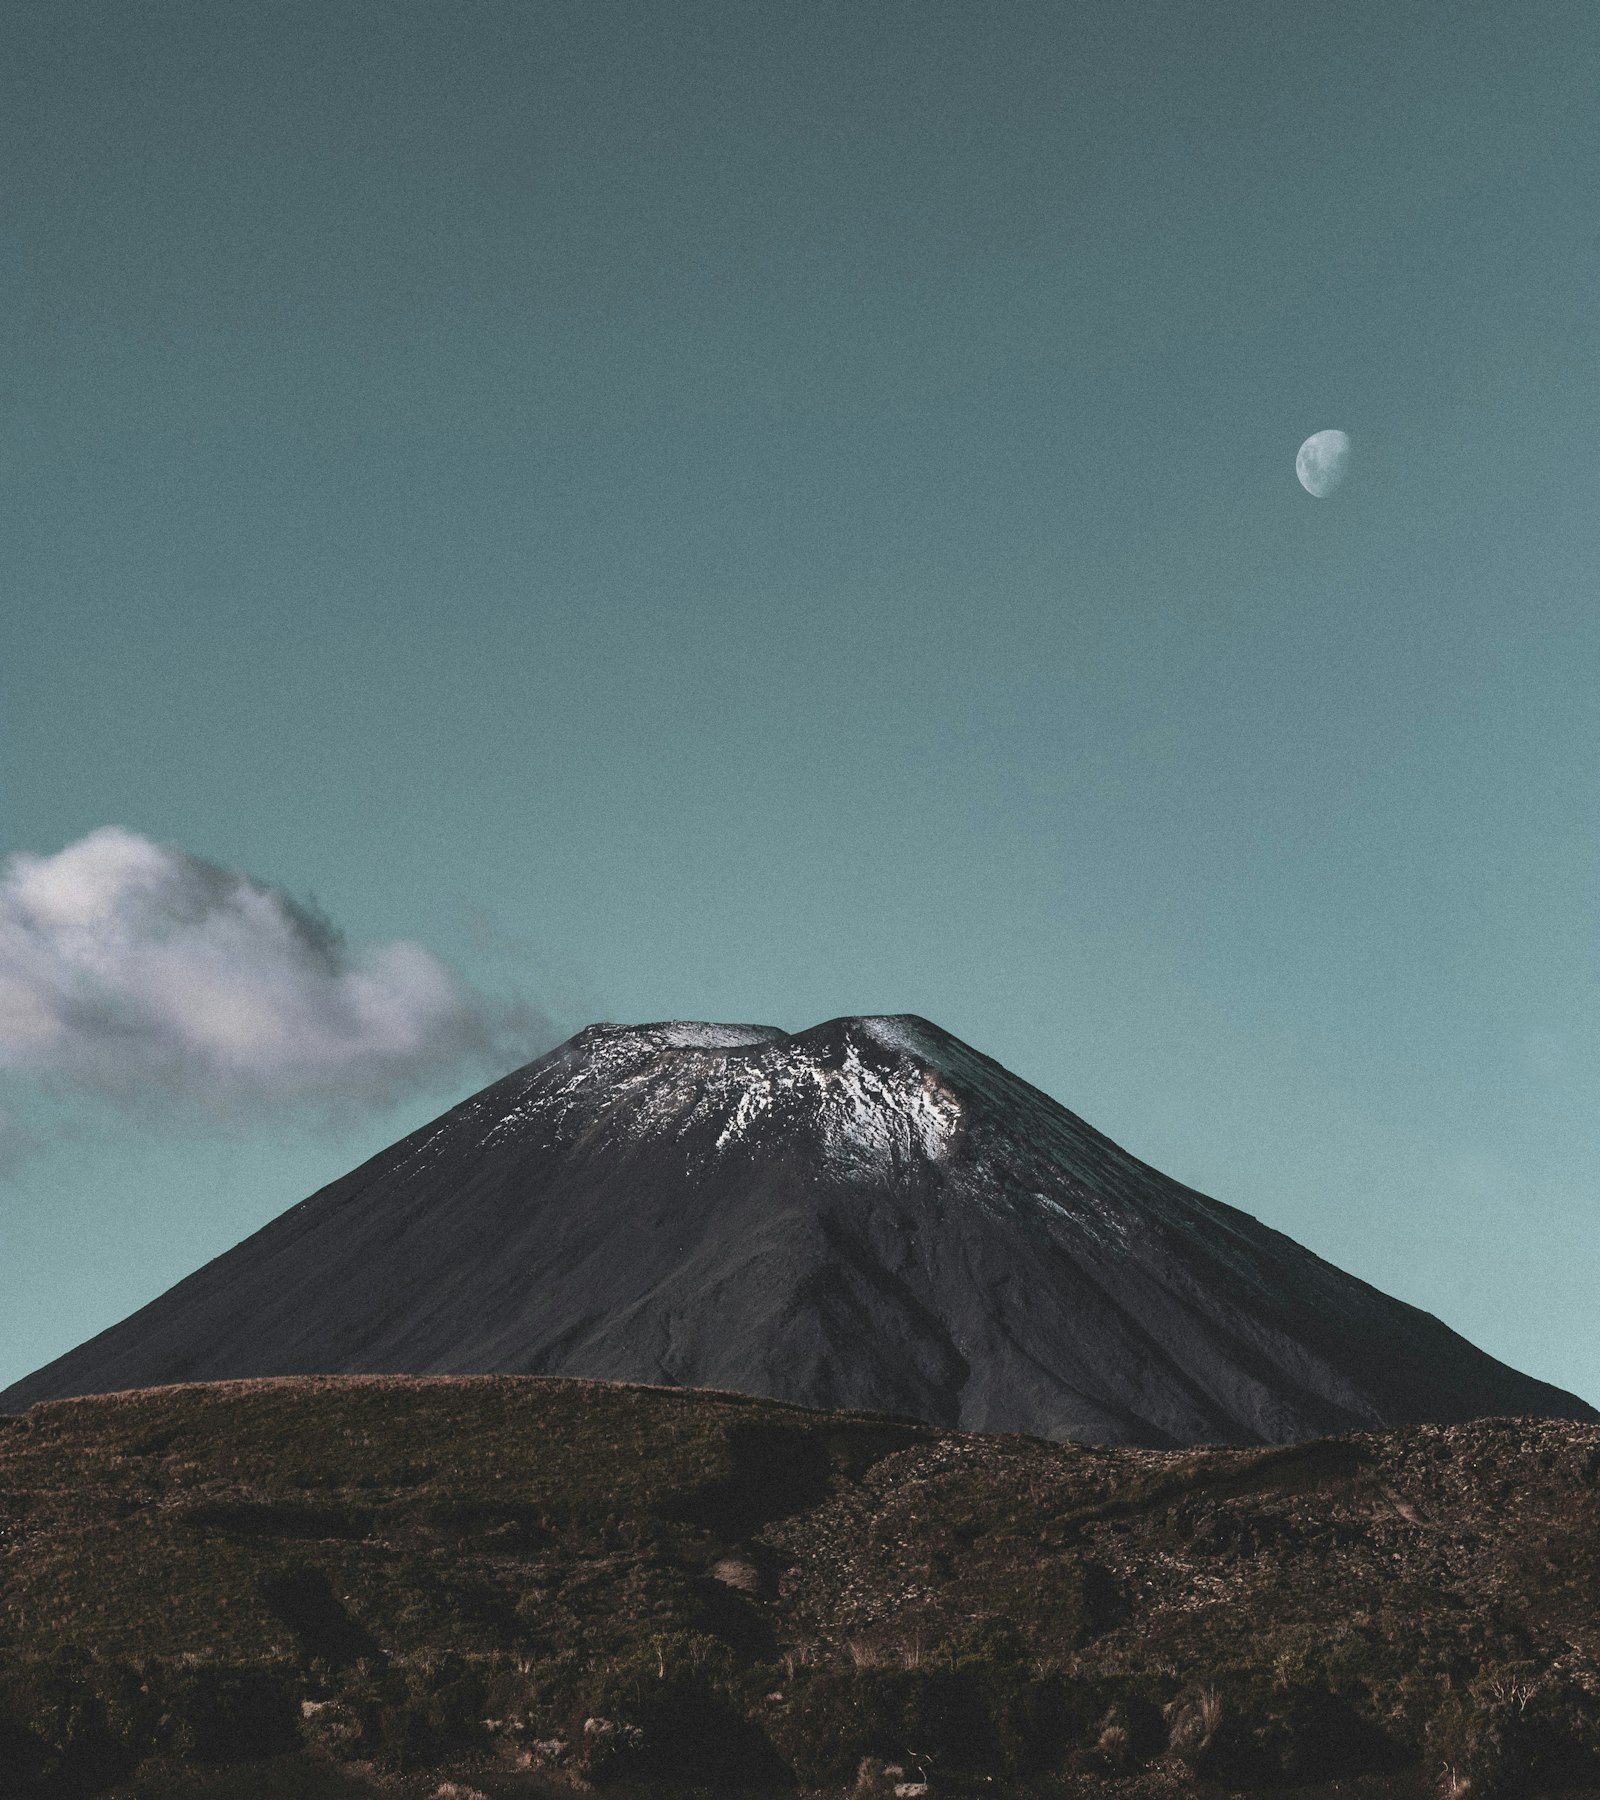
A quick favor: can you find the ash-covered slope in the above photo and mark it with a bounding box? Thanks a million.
[3,1016,1590,1444]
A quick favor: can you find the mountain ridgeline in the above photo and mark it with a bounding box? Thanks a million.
[3,1016,1589,1444]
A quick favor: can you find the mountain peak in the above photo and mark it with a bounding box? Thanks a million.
[523,1015,970,1176]
[3,1017,1592,1446]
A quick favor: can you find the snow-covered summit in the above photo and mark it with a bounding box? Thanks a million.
[477,1016,968,1174]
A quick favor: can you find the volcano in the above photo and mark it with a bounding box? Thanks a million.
[2,1016,1589,1444]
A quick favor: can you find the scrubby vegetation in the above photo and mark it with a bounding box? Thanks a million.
[2,1377,1599,1796]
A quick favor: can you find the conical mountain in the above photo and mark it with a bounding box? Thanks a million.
[3,1016,1590,1444]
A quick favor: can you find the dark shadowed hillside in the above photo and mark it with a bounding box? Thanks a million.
[2,1018,1590,1446]
[2,1377,1600,1797]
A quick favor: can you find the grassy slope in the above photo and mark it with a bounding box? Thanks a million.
[0,1376,922,1663]
[3,1376,1600,1796]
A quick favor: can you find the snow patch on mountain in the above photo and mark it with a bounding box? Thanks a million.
[474,1019,963,1173]
[707,1034,963,1168]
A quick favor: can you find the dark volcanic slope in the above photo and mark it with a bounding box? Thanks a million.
[2,1016,1590,1444]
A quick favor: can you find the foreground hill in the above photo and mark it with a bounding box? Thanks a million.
[2,1376,1600,1798]
[3,1017,1590,1445]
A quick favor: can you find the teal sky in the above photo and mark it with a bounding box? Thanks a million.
[3,2,1598,1402]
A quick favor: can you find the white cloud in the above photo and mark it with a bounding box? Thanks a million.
[0,827,549,1120]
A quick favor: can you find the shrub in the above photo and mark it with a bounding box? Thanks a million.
[1426,1668,1600,1799]
[575,1632,781,1786]
[765,1667,890,1786]
[300,1654,489,1771]
[153,1662,299,1764]
[0,1711,49,1800]
[0,1652,134,1796]
[770,1655,1086,1787]
[1186,1670,1400,1784]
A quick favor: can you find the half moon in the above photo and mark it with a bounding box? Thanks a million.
[1295,429,1350,498]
